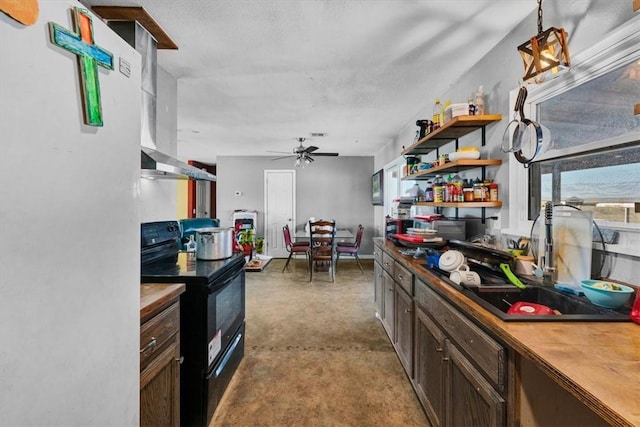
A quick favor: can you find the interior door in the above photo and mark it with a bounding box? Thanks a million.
[264,170,296,258]
[196,180,210,218]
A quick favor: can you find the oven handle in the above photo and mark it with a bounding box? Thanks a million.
[207,331,243,380]
[208,266,243,295]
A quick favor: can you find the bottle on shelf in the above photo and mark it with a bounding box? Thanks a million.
[475,85,485,115]
[425,180,434,202]
[452,173,464,202]
[463,179,474,202]
[433,98,442,130]
[433,175,445,203]
[468,96,476,115]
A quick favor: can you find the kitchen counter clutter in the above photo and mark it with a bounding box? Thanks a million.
[373,238,639,427]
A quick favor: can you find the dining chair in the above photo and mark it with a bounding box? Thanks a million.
[282,224,310,273]
[308,219,336,282]
[336,225,365,273]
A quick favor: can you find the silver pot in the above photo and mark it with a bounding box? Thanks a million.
[195,227,234,260]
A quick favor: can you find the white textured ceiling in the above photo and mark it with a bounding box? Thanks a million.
[81,1,536,164]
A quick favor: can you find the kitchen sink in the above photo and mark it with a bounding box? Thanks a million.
[422,264,631,322]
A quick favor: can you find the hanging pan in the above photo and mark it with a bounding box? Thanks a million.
[510,87,551,167]
[501,86,528,153]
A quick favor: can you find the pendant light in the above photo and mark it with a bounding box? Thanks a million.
[517,0,570,83]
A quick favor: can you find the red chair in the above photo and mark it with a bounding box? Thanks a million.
[336,225,364,273]
[282,224,310,272]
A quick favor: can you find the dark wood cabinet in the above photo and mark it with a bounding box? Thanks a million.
[394,285,413,377]
[445,341,505,427]
[382,270,395,340]
[140,285,184,427]
[374,260,383,320]
[414,305,447,427]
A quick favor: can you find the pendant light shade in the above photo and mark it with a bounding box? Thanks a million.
[517,0,570,83]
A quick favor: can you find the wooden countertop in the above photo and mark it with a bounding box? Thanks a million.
[140,283,185,323]
[375,239,640,427]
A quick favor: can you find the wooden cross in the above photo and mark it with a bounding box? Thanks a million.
[49,7,113,126]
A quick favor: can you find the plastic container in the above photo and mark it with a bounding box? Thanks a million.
[489,182,499,201]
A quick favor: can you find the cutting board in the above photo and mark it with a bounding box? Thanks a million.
[538,207,593,287]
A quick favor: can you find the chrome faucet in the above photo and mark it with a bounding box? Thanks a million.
[543,202,557,285]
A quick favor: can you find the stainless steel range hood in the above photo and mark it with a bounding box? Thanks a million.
[100,12,215,181]
[142,146,216,180]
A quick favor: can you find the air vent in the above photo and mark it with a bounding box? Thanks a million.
[309,132,326,137]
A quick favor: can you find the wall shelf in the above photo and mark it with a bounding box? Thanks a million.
[402,115,502,156]
[415,201,502,208]
[403,159,502,180]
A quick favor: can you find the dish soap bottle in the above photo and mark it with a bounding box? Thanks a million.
[186,235,197,261]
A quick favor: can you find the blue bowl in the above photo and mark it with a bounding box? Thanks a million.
[580,280,634,309]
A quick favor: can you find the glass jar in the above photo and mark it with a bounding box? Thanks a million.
[473,183,486,201]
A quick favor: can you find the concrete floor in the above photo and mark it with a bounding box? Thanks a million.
[209,257,429,426]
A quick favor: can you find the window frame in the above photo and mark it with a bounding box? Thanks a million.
[507,14,640,257]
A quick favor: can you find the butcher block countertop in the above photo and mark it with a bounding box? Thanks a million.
[376,239,640,427]
[140,283,185,323]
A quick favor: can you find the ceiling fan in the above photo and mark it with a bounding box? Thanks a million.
[270,137,339,166]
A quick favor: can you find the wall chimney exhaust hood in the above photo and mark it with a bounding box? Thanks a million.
[91,6,215,181]
[142,146,216,181]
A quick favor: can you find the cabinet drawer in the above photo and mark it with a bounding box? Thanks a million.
[141,301,180,369]
[374,245,384,265]
[415,279,505,391]
[381,251,394,274]
[394,261,413,295]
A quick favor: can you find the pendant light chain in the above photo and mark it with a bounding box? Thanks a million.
[537,0,544,34]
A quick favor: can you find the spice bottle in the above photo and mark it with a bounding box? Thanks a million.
[489,182,499,202]
[463,179,474,202]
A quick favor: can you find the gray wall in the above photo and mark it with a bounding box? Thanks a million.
[217,156,375,255]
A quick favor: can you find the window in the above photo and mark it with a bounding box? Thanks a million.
[508,16,640,245]
[528,59,640,223]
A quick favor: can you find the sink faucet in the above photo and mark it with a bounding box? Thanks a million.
[543,202,557,285]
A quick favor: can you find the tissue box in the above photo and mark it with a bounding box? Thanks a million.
[444,103,470,122]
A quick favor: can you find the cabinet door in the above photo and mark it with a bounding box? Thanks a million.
[445,340,505,427]
[394,285,413,377]
[382,271,395,340]
[140,336,181,427]
[374,261,383,319]
[414,306,447,427]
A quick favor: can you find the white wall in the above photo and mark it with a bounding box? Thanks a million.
[1,3,141,425]
[217,155,375,255]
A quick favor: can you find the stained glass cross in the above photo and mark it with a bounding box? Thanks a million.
[49,7,114,126]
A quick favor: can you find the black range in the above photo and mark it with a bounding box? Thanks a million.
[141,221,246,427]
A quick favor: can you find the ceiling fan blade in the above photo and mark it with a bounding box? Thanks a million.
[267,150,293,154]
[310,152,339,156]
[272,155,294,160]
[305,145,319,154]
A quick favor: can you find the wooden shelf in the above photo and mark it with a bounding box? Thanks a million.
[402,114,502,156]
[415,201,502,208]
[403,159,502,180]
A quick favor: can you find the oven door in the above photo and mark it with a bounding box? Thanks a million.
[207,266,245,369]
[205,324,244,424]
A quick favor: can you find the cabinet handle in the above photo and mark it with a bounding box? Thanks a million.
[176,356,184,365]
[404,308,411,313]
[141,337,157,353]
[435,345,443,352]
[398,274,404,280]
